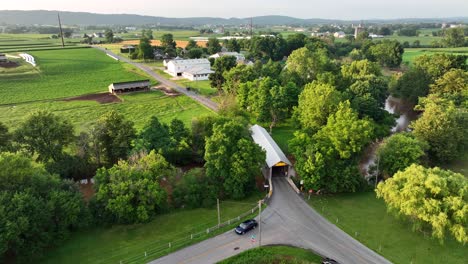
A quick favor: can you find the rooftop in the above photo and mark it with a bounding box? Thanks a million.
[250,124,292,168]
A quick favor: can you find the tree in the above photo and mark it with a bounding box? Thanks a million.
[191,116,227,163]
[209,55,237,91]
[286,47,332,85]
[185,39,199,50]
[160,33,176,49]
[206,37,222,54]
[412,96,466,163]
[94,151,173,223]
[0,153,88,262]
[293,81,343,132]
[94,111,136,165]
[137,37,153,60]
[172,168,217,208]
[376,133,427,178]
[204,121,265,199]
[144,29,154,40]
[368,40,404,68]
[286,33,307,54]
[376,164,467,244]
[15,111,74,162]
[104,29,114,43]
[430,69,468,106]
[389,68,431,104]
[226,39,241,52]
[0,122,11,152]
[341,59,382,82]
[414,53,467,82]
[187,47,203,59]
[412,40,421,48]
[223,64,258,94]
[442,28,466,48]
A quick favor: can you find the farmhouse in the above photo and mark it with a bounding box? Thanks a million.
[108,80,150,94]
[209,52,246,63]
[0,53,7,63]
[250,124,294,180]
[165,58,213,80]
[333,31,346,38]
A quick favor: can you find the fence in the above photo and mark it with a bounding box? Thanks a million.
[117,204,261,264]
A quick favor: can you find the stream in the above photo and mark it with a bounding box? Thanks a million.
[359,96,419,178]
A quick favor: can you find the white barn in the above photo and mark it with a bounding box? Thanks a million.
[165,58,213,80]
[250,125,294,180]
[209,52,246,64]
[0,53,7,62]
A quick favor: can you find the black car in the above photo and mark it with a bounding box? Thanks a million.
[234,219,258,235]
[322,258,339,264]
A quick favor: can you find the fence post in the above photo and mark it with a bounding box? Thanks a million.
[207,228,209,234]
[191,234,193,239]
[169,242,171,248]
[238,216,240,221]
[145,251,147,257]
[228,219,230,225]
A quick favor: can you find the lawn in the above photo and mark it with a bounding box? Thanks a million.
[270,123,295,155]
[175,79,218,96]
[40,192,264,264]
[308,192,467,264]
[403,47,468,64]
[218,245,322,264]
[0,48,152,104]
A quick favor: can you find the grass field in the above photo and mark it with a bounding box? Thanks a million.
[40,192,263,264]
[0,48,214,131]
[270,123,295,155]
[309,192,467,264]
[0,33,84,52]
[403,47,468,64]
[175,79,218,96]
[218,245,322,264]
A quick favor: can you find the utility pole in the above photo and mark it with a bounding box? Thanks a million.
[57,12,65,48]
[250,17,253,38]
[258,200,262,247]
[217,198,220,227]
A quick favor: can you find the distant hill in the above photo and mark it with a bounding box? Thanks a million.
[0,10,467,26]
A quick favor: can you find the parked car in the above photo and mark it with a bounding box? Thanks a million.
[234,219,258,235]
[322,258,339,264]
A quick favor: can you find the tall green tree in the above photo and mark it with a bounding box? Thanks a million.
[226,39,241,52]
[413,53,467,82]
[376,133,428,178]
[389,68,431,104]
[185,39,199,50]
[430,69,468,106]
[161,33,176,49]
[15,111,74,162]
[376,164,467,244]
[0,122,11,152]
[0,153,88,262]
[94,111,136,165]
[412,96,466,163]
[204,121,265,199]
[223,64,258,94]
[209,55,237,91]
[368,40,404,68]
[286,47,332,85]
[137,37,153,60]
[206,37,222,54]
[442,28,466,48]
[94,151,173,223]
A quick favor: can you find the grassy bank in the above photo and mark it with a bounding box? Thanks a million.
[41,192,264,264]
[218,245,322,264]
[308,192,467,264]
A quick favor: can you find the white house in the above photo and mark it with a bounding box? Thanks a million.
[369,33,384,38]
[209,52,245,64]
[333,31,346,38]
[165,58,213,80]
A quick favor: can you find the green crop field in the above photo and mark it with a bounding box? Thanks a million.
[309,192,467,264]
[0,48,214,131]
[0,33,83,52]
[403,47,468,64]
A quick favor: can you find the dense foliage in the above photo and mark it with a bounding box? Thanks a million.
[377,165,467,244]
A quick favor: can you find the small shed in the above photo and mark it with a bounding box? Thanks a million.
[250,124,294,180]
[120,45,136,53]
[0,53,7,62]
[182,66,214,81]
[108,80,151,94]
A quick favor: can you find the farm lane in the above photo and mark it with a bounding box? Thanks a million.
[93,46,219,112]
[150,178,391,264]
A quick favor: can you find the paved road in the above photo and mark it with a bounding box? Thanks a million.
[150,177,391,264]
[93,46,219,111]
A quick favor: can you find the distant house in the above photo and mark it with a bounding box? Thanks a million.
[311,32,331,37]
[209,52,246,64]
[165,58,213,80]
[333,31,346,38]
[369,33,384,38]
[93,32,104,38]
[120,45,136,53]
[0,53,7,63]
[108,80,151,94]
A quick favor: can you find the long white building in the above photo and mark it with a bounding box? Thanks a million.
[165,58,213,81]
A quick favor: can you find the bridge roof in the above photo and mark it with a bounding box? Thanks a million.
[250,124,291,168]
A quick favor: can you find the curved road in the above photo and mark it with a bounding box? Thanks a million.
[150,178,391,264]
[93,46,219,111]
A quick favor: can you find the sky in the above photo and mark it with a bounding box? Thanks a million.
[2,0,468,20]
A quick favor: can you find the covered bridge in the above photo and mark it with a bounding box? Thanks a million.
[108,80,150,94]
[250,124,294,180]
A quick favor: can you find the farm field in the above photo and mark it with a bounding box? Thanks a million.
[40,192,263,264]
[403,47,468,64]
[0,33,84,52]
[219,245,322,264]
[0,48,214,131]
[175,79,218,96]
[308,192,467,264]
